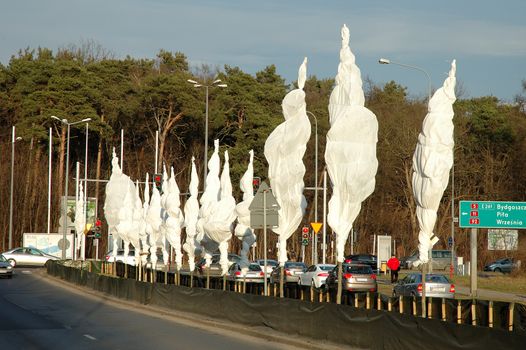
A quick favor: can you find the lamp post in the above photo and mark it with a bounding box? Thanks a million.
[378,58,431,102]
[306,111,319,264]
[8,126,22,250]
[51,116,91,259]
[379,58,433,318]
[187,78,227,190]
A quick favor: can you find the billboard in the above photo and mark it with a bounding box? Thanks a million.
[487,229,518,251]
[23,233,75,259]
[60,196,97,229]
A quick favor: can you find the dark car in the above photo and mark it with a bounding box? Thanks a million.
[269,261,307,284]
[484,258,518,273]
[344,254,377,271]
[325,264,377,293]
[0,254,13,278]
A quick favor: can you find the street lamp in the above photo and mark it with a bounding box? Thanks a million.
[51,116,91,259]
[378,58,432,102]
[187,78,227,190]
[8,126,22,250]
[306,111,319,264]
[378,58,433,318]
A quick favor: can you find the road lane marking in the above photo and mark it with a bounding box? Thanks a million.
[83,334,97,340]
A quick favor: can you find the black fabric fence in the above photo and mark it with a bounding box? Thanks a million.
[46,262,526,350]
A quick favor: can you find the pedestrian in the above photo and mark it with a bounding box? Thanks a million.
[387,255,400,283]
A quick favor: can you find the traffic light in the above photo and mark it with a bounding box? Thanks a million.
[301,226,309,246]
[94,218,102,239]
[252,177,261,191]
[154,173,162,193]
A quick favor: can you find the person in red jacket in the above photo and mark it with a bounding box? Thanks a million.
[387,255,400,283]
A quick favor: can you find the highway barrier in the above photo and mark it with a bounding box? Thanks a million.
[47,261,526,349]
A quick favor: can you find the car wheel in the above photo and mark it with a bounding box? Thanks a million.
[7,259,16,267]
[495,267,502,273]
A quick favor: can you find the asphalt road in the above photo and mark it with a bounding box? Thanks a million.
[0,268,328,350]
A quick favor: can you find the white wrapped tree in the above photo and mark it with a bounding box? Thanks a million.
[412,60,457,267]
[183,157,200,272]
[325,25,378,303]
[264,57,310,296]
[234,150,256,274]
[164,166,185,271]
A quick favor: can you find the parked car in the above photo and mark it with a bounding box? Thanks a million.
[0,254,14,278]
[298,264,335,288]
[269,261,307,284]
[105,248,165,267]
[227,263,265,283]
[325,264,377,293]
[197,253,241,276]
[105,249,137,265]
[254,259,278,274]
[484,258,518,273]
[401,250,452,271]
[1,247,60,267]
[393,273,455,299]
[344,254,377,271]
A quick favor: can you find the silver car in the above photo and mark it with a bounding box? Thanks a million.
[0,254,14,278]
[326,264,377,293]
[393,273,455,298]
[1,247,60,267]
[227,263,265,283]
[270,261,307,284]
[298,264,335,288]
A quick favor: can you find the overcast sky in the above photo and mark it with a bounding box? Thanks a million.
[1,0,525,101]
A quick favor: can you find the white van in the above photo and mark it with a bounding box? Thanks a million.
[403,250,452,271]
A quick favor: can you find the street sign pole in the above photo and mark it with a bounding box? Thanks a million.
[470,228,477,297]
[263,190,268,297]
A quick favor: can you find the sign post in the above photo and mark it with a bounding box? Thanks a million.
[249,182,280,297]
[459,200,526,297]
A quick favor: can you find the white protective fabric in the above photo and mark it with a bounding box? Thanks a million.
[412,60,456,266]
[133,180,147,265]
[234,150,256,273]
[164,166,185,270]
[196,140,221,267]
[204,150,237,275]
[264,57,310,264]
[183,157,200,272]
[146,183,163,269]
[325,25,378,263]
[103,148,137,262]
[74,182,85,256]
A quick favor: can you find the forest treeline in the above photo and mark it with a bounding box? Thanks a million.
[1,46,525,266]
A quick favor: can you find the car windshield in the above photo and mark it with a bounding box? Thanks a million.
[319,265,334,271]
[260,260,278,266]
[285,262,306,269]
[0,254,6,262]
[344,265,373,274]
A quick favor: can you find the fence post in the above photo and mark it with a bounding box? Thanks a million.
[509,303,515,331]
[489,301,494,328]
[457,300,462,324]
[399,296,404,315]
[441,298,446,321]
[471,300,477,326]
